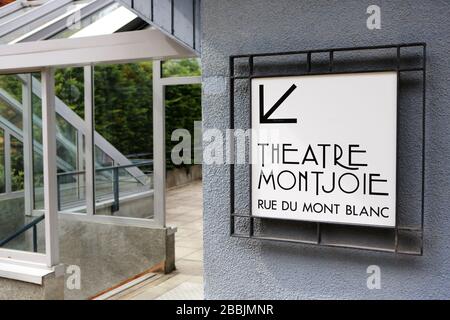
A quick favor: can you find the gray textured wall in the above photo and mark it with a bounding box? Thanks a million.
[202,0,450,299]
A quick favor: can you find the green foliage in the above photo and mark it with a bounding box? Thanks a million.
[165,84,201,169]
[10,136,24,191]
[162,58,201,78]
[94,62,154,158]
[91,59,201,170]
[55,67,84,118]
[0,75,21,101]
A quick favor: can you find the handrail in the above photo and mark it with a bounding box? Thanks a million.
[57,160,153,178]
[96,161,153,173]
[57,161,153,213]
[0,214,45,252]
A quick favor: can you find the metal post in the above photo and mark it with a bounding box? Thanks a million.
[77,130,85,200]
[22,74,35,216]
[112,166,119,213]
[84,65,95,216]
[32,224,37,253]
[42,67,59,267]
[152,60,166,227]
[57,175,61,211]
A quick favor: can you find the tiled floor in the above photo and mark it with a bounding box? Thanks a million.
[113,180,204,300]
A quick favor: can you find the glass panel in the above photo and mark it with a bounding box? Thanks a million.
[51,3,130,40]
[0,72,46,254]
[93,62,154,219]
[0,1,95,44]
[0,74,23,129]
[162,58,201,78]
[32,81,44,210]
[56,114,77,170]
[10,135,23,192]
[53,67,86,214]
[55,68,85,118]
[165,84,202,170]
[95,147,114,201]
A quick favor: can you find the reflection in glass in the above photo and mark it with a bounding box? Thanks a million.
[0,73,45,254]
[0,74,23,129]
[0,1,95,44]
[165,84,202,170]
[51,3,122,40]
[93,62,154,219]
[53,67,86,213]
[10,135,23,192]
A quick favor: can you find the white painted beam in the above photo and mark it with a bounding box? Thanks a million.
[152,60,166,227]
[22,74,34,216]
[41,67,59,267]
[0,29,196,73]
[84,65,95,216]
[160,76,201,86]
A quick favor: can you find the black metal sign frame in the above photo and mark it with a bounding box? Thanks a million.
[229,43,426,256]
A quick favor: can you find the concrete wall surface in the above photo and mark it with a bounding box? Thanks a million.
[59,218,174,300]
[202,0,450,299]
[167,165,202,189]
[0,272,64,300]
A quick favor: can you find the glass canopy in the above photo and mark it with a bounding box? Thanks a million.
[0,0,148,44]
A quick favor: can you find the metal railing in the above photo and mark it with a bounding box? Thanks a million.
[0,162,152,251]
[57,160,153,213]
[0,214,44,252]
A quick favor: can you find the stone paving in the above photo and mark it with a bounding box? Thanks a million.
[113,180,204,300]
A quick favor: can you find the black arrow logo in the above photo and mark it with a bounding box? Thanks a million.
[259,84,298,124]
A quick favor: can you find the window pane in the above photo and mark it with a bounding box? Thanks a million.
[0,72,46,254]
[0,74,23,129]
[93,62,154,219]
[55,67,85,118]
[32,80,44,210]
[10,136,23,192]
[50,3,136,40]
[165,84,202,170]
[53,67,85,213]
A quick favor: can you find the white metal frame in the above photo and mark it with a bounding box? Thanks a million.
[41,67,59,267]
[0,29,193,72]
[59,61,201,228]
[152,60,166,227]
[84,65,95,217]
[152,60,202,228]
[0,29,197,270]
[22,74,34,216]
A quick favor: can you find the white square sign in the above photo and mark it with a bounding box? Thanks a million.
[251,72,397,227]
